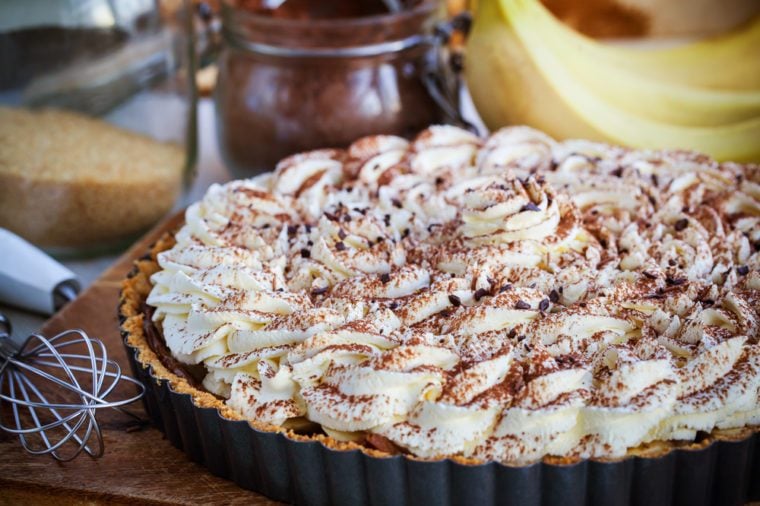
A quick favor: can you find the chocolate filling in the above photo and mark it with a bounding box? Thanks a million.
[141,303,206,390]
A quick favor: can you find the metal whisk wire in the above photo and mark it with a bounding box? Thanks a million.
[0,316,145,461]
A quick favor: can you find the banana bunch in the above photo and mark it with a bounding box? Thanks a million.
[465,0,760,162]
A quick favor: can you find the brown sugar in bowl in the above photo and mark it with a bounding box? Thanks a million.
[0,107,185,252]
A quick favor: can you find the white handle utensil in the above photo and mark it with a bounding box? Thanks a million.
[0,228,80,314]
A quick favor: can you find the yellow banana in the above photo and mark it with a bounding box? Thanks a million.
[510,0,760,126]
[465,0,760,161]
[529,2,760,90]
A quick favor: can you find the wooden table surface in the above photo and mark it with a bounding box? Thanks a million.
[0,213,279,505]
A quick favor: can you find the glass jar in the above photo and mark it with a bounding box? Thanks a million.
[0,0,197,256]
[215,0,446,178]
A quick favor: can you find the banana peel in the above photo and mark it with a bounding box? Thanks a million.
[465,0,760,162]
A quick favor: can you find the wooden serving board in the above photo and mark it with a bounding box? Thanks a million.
[0,212,279,505]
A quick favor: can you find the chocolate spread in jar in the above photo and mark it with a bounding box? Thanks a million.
[216,0,441,177]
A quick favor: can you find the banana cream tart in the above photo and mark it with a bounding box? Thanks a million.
[140,126,760,464]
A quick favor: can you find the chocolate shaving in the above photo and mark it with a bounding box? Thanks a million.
[556,354,579,367]
[674,218,689,231]
[499,284,512,293]
[549,289,560,303]
[520,203,540,212]
[311,286,328,295]
[515,300,531,310]
[300,248,311,258]
[737,265,749,276]
[538,298,550,312]
[474,288,489,301]
[666,277,687,286]
[338,229,347,240]
[448,294,462,307]
[335,241,346,251]
[380,272,391,284]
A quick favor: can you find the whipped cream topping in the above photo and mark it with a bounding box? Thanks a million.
[147,125,760,464]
